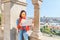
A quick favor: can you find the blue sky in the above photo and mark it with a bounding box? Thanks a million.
[26,0,34,17]
[26,0,60,17]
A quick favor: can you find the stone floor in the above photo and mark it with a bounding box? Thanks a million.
[40,33,60,40]
[41,36,60,40]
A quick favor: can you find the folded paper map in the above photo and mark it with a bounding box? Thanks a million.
[21,19,32,26]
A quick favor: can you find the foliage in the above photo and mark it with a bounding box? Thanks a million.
[0,14,1,25]
[40,25,60,36]
[40,25,51,34]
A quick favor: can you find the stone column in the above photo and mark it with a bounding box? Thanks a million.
[3,0,12,40]
[30,0,42,40]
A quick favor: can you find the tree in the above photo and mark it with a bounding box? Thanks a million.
[0,14,1,25]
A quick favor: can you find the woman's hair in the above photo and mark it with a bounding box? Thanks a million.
[19,10,26,18]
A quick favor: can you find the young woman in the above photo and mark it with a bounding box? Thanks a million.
[17,10,30,40]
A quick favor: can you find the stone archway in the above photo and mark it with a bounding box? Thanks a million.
[0,0,42,40]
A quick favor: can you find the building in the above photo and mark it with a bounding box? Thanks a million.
[0,0,27,40]
[1,0,27,29]
[1,0,42,40]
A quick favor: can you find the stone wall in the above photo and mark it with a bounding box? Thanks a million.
[0,27,4,40]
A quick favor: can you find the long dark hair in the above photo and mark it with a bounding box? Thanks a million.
[19,10,26,18]
[18,10,26,24]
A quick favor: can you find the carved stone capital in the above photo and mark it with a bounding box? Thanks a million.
[32,0,38,5]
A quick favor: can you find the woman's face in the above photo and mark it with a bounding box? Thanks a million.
[21,12,26,18]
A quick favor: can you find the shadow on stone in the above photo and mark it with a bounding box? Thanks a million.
[10,28,17,40]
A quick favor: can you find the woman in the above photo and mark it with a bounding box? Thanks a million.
[17,10,30,40]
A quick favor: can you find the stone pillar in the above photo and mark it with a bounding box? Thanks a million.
[0,1,4,40]
[1,1,4,29]
[30,0,42,40]
[3,0,12,40]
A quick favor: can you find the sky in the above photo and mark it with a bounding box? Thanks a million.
[26,0,34,17]
[26,0,60,17]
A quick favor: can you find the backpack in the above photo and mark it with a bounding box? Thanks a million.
[16,18,19,26]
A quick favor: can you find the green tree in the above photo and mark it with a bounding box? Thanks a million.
[0,14,1,25]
